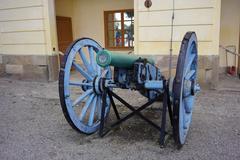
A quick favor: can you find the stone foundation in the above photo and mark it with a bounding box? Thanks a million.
[150,55,219,89]
[0,54,219,88]
[0,54,59,82]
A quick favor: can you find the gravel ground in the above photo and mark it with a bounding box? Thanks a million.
[0,75,240,160]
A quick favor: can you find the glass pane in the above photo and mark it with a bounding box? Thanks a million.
[107,12,121,22]
[114,22,121,30]
[109,30,122,41]
[114,30,122,38]
[124,32,128,39]
[124,21,133,30]
[124,39,133,47]
[114,12,121,21]
[124,29,134,47]
[124,30,134,40]
[108,30,122,47]
[115,38,122,47]
[108,22,122,30]
[124,11,134,21]
[108,38,122,47]
[114,30,122,47]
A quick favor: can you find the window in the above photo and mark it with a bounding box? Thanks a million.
[104,10,134,50]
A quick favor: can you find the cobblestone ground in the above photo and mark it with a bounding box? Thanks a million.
[0,75,240,160]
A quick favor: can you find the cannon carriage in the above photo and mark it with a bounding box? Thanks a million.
[59,32,200,148]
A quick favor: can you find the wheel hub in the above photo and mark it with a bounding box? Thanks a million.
[93,76,105,95]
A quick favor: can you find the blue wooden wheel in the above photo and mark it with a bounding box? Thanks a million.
[173,32,199,147]
[59,38,111,134]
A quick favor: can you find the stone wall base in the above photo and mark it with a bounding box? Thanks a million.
[0,54,59,82]
[0,54,219,89]
[149,55,219,89]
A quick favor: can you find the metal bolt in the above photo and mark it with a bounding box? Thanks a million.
[144,0,152,8]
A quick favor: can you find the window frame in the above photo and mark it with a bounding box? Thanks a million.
[104,9,134,50]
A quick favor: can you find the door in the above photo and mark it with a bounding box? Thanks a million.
[56,16,73,62]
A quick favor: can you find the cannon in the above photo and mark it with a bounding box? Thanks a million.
[59,32,200,148]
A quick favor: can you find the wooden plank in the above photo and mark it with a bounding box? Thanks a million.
[139,25,212,42]
[0,20,44,32]
[139,8,213,26]
[0,44,46,55]
[138,41,213,55]
[0,31,45,44]
[0,0,42,10]
[0,7,43,21]
[138,0,214,11]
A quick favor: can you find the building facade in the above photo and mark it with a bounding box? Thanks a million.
[0,0,239,88]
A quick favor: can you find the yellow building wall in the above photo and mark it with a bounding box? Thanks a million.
[0,0,224,57]
[219,0,240,67]
[55,0,73,18]
[0,0,58,56]
[134,0,221,56]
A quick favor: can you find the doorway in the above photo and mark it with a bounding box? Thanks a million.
[56,16,73,62]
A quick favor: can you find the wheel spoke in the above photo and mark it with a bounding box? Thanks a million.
[79,94,95,121]
[88,46,96,70]
[106,96,110,107]
[179,100,184,131]
[69,81,93,87]
[88,96,98,126]
[72,62,93,81]
[185,70,196,80]
[184,54,195,75]
[183,96,194,113]
[183,112,191,130]
[72,89,93,106]
[79,48,95,74]
[97,65,101,76]
[97,95,102,119]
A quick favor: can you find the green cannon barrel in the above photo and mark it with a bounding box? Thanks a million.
[96,49,154,68]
